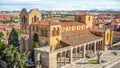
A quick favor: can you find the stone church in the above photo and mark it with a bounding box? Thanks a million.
[19,8,113,68]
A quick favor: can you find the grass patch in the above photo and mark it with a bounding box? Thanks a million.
[87,60,97,64]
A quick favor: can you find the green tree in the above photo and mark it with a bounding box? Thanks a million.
[8,28,19,46]
[1,45,28,68]
[16,29,21,36]
[0,32,4,38]
[1,20,11,23]
[30,42,39,62]
[0,39,4,54]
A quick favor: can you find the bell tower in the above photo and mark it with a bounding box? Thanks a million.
[28,8,42,24]
[19,8,30,53]
[75,14,93,28]
[20,8,29,34]
[49,24,62,51]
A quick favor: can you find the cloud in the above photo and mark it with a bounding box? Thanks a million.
[0,0,120,10]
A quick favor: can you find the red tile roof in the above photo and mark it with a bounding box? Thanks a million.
[61,22,84,26]
[114,31,120,35]
[61,30,102,46]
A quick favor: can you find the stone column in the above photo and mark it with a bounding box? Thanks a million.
[100,42,102,50]
[94,42,96,55]
[60,53,62,67]
[96,43,98,52]
[83,45,86,58]
[64,52,66,65]
[69,48,73,64]
[101,42,104,51]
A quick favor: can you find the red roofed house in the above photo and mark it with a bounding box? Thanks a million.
[0,13,11,21]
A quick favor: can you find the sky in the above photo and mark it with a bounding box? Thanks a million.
[0,0,120,11]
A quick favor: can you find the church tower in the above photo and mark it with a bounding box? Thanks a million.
[49,24,62,51]
[20,8,29,34]
[75,14,93,28]
[28,8,42,24]
[19,8,42,52]
[19,8,29,52]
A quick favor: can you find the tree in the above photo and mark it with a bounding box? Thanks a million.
[8,28,19,46]
[0,32,4,38]
[1,45,29,68]
[30,42,39,62]
[1,20,11,23]
[97,51,102,64]
[16,29,21,36]
[0,39,4,54]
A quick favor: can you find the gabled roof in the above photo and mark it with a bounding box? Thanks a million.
[28,8,40,15]
[61,29,102,46]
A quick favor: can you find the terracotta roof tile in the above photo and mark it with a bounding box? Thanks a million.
[114,31,120,35]
[32,19,61,26]
[61,22,84,26]
[61,30,102,46]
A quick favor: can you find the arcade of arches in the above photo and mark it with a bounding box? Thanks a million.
[34,39,103,68]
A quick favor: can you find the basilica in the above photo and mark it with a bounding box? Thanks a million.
[19,8,113,68]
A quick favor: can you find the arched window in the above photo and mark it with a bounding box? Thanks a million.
[22,16,27,23]
[107,33,109,40]
[33,33,38,42]
[52,28,56,36]
[45,30,48,37]
[88,16,90,21]
[57,27,60,35]
[34,15,37,22]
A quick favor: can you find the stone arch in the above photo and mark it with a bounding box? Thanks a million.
[57,53,61,61]
[66,50,70,57]
[72,48,76,54]
[33,15,37,22]
[81,46,84,51]
[33,33,38,42]
[57,27,60,35]
[77,47,80,53]
[89,44,93,51]
[88,16,91,21]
